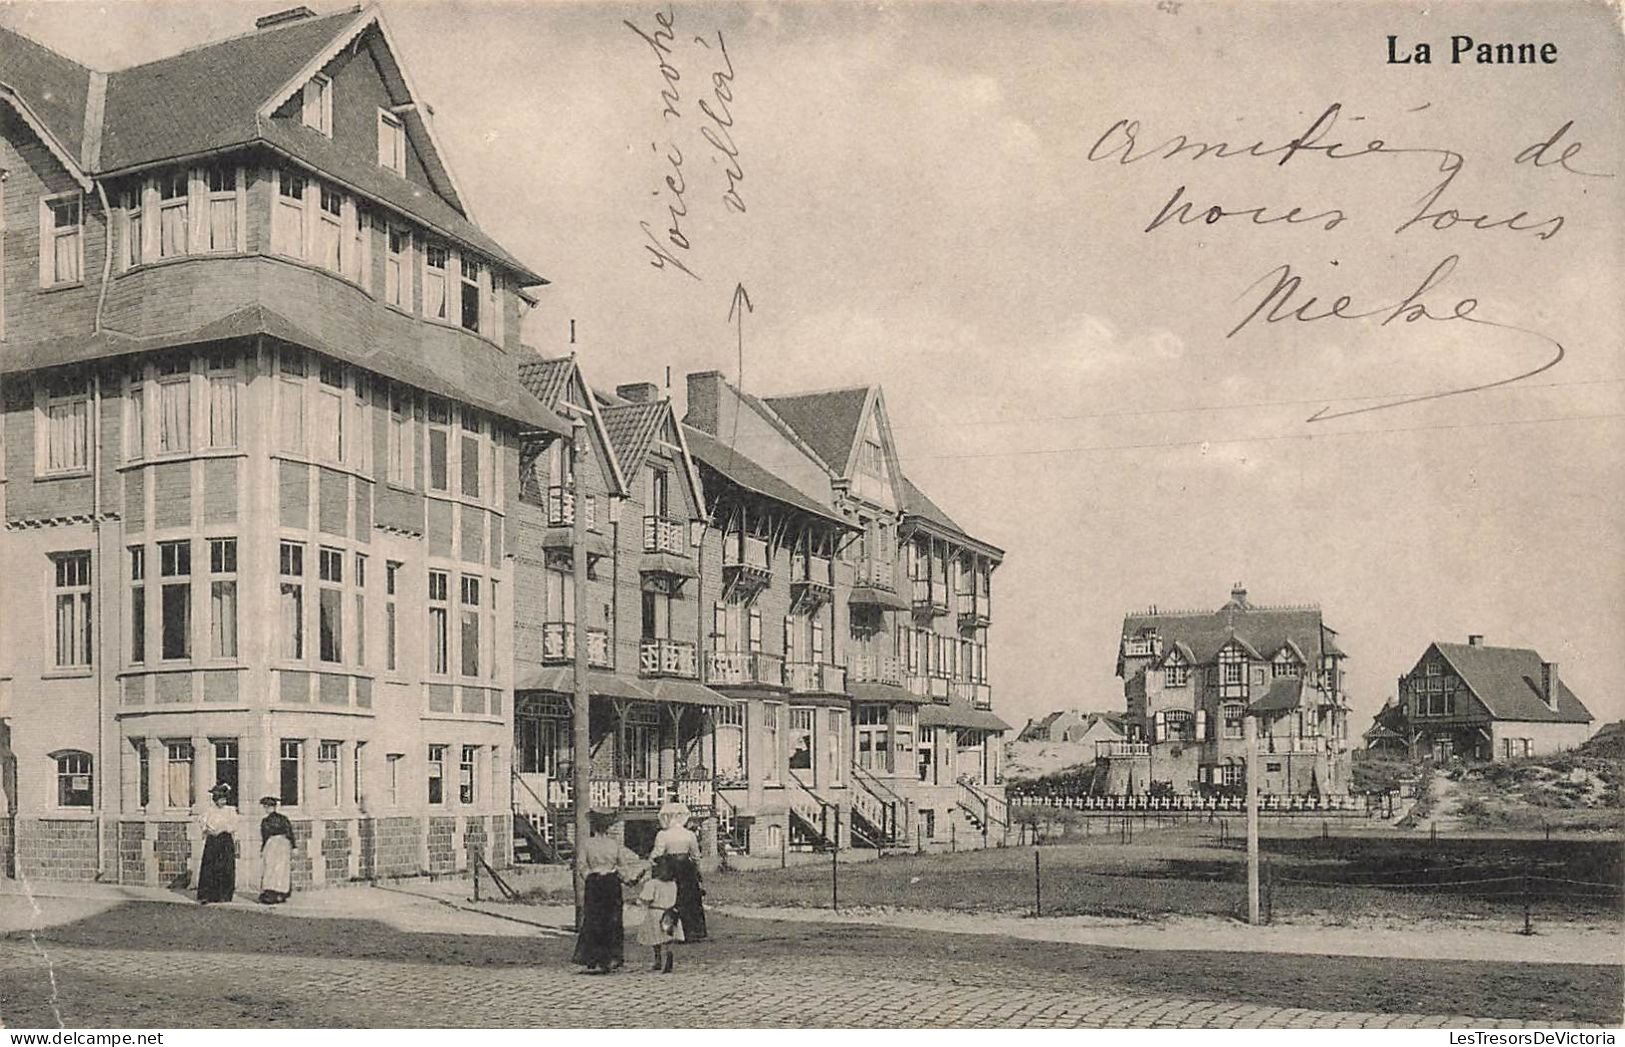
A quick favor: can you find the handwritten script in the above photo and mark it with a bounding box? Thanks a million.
[1086,103,1613,420]
[626,6,746,283]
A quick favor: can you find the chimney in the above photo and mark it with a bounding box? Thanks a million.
[1541,662,1560,706]
[256,6,317,30]
[1468,634,1484,647]
[1229,584,1250,609]
[615,382,660,404]
[685,371,725,435]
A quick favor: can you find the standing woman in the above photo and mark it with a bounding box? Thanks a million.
[196,783,237,904]
[652,800,706,941]
[571,809,643,975]
[258,796,296,905]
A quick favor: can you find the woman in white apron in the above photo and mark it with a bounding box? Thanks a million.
[258,795,295,904]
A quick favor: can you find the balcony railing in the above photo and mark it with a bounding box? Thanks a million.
[955,590,991,627]
[544,776,712,811]
[912,577,949,615]
[540,622,613,669]
[640,638,698,679]
[705,649,784,688]
[848,653,903,687]
[546,486,598,530]
[1265,736,1327,754]
[1096,741,1151,758]
[790,553,835,604]
[724,534,771,570]
[784,661,846,694]
[643,515,688,557]
[949,680,993,708]
[855,559,897,592]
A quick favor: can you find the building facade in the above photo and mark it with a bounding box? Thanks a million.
[1394,636,1593,762]
[1106,586,1353,797]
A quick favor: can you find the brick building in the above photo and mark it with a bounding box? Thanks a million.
[0,5,568,886]
[1106,586,1353,798]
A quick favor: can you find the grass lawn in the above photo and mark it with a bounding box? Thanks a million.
[2,901,1620,1026]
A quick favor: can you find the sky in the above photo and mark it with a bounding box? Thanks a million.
[6,0,1621,732]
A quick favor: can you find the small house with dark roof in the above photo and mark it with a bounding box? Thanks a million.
[1395,636,1594,761]
[1107,586,1354,798]
[1018,710,1126,746]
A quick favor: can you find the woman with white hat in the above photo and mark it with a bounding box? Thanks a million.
[196,783,237,904]
[651,800,706,941]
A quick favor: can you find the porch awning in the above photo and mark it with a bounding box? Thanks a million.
[539,528,614,558]
[513,665,653,703]
[849,586,911,611]
[640,678,736,707]
[784,692,854,709]
[639,552,698,579]
[918,705,1011,732]
[850,681,928,706]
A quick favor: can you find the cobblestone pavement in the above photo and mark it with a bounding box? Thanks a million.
[0,941,1533,1028]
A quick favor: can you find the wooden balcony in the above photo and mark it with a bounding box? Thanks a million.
[848,653,903,686]
[722,534,772,591]
[949,680,993,709]
[546,486,598,531]
[784,661,847,694]
[1096,740,1151,758]
[540,622,613,669]
[856,559,897,591]
[912,577,949,616]
[705,649,784,688]
[789,553,835,607]
[642,515,688,556]
[542,776,713,811]
[955,590,991,628]
[639,638,699,679]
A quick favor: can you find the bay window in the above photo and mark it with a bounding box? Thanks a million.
[157,171,188,258]
[318,546,344,663]
[120,186,143,269]
[317,186,343,272]
[385,226,412,310]
[205,166,237,252]
[206,353,237,448]
[272,168,306,258]
[428,570,449,674]
[424,244,449,321]
[209,538,237,659]
[460,256,481,331]
[279,541,305,660]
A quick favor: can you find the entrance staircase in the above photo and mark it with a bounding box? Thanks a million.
[786,771,838,851]
[512,772,572,864]
[849,764,904,850]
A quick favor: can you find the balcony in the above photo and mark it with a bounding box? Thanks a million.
[912,577,949,616]
[847,653,903,687]
[540,622,613,669]
[722,534,772,591]
[546,486,598,531]
[642,515,688,556]
[784,661,846,694]
[639,638,698,679]
[544,776,712,811]
[1096,741,1151,759]
[856,559,896,591]
[905,673,949,703]
[705,649,784,688]
[950,680,993,709]
[790,553,835,607]
[956,590,991,628]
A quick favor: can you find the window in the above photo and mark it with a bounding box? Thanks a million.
[165,740,194,808]
[1223,703,1245,740]
[428,744,446,804]
[120,186,143,269]
[715,703,746,781]
[157,354,192,454]
[428,570,449,674]
[135,741,150,808]
[302,73,332,135]
[129,547,146,663]
[460,413,482,498]
[158,171,188,258]
[126,370,146,461]
[206,354,237,448]
[826,710,845,786]
[349,208,371,288]
[277,349,305,452]
[209,538,237,659]
[280,541,305,659]
[273,168,306,257]
[426,399,450,492]
[56,752,93,807]
[280,740,302,806]
[205,166,237,252]
[213,739,238,802]
[424,244,449,321]
[460,576,481,677]
[317,740,340,808]
[762,703,782,783]
[388,388,415,486]
[385,561,400,671]
[789,707,815,772]
[460,256,481,331]
[317,187,343,272]
[386,753,402,806]
[460,745,477,804]
[41,194,82,285]
[159,541,191,660]
[319,547,344,663]
[52,552,92,669]
[378,109,406,174]
[42,373,90,474]
[354,553,367,669]
[385,227,412,311]
[354,740,367,807]
[1164,662,1189,688]
[315,359,344,462]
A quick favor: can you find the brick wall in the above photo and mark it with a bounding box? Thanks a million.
[321,819,351,884]
[154,821,192,886]
[426,815,456,873]
[462,814,488,866]
[289,819,316,889]
[117,821,147,884]
[14,818,98,882]
[368,815,421,878]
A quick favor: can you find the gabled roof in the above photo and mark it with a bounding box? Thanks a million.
[516,354,628,496]
[760,386,872,474]
[1250,677,1304,714]
[0,24,91,159]
[601,401,667,476]
[1430,642,1593,724]
[682,425,852,531]
[1119,598,1327,677]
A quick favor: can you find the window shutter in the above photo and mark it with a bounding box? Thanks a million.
[1195,710,1206,741]
[1153,710,1165,743]
[748,606,762,653]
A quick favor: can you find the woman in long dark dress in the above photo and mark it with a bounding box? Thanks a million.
[196,783,237,903]
[258,796,296,904]
[571,809,644,974]
[652,801,706,941]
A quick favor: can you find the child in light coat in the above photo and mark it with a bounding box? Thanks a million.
[636,855,684,972]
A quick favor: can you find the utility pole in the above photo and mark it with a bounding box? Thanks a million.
[1246,711,1260,925]
[570,418,591,928]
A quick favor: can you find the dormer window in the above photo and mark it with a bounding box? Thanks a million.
[378,109,406,174]
[302,74,333,136]
[1164,663,1189,688]
[1272,648,1301,678]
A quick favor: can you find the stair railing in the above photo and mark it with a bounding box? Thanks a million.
[787,769,838,847]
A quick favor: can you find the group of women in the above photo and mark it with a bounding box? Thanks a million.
[193,784,297,905]
[573,801,709,975]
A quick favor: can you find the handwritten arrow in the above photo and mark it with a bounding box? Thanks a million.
[728,282,753,387]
